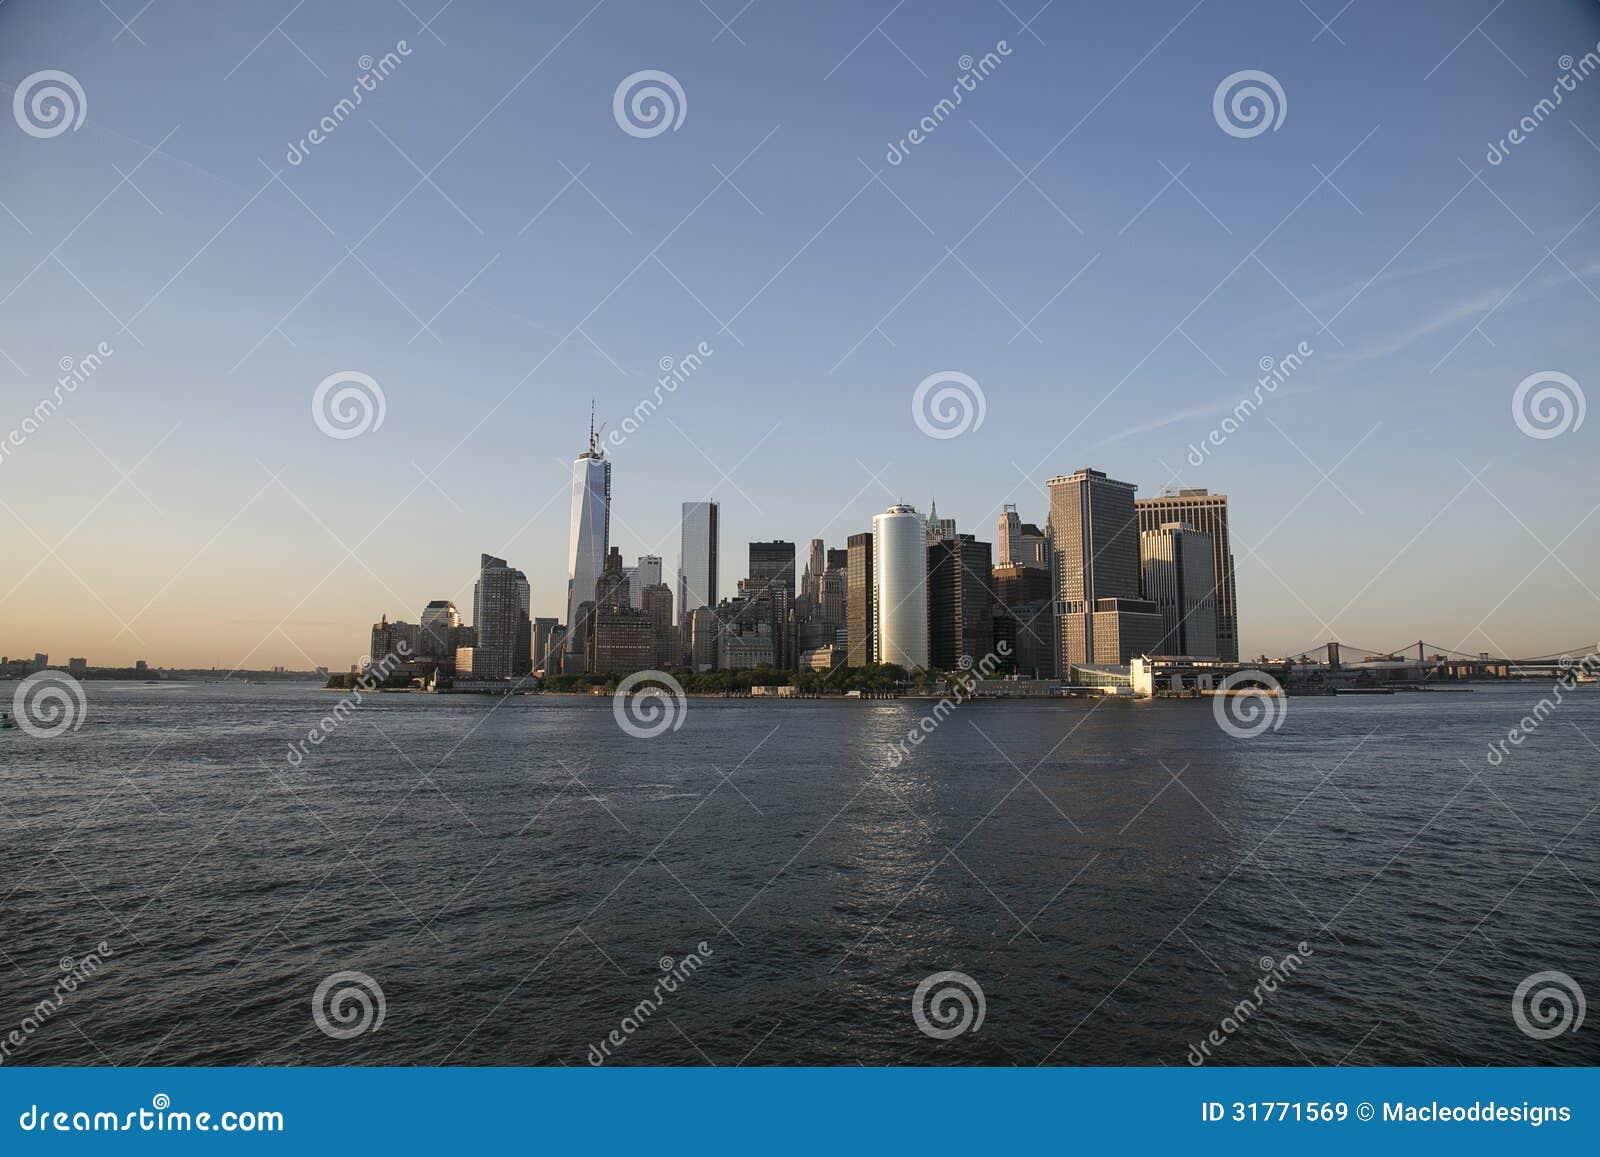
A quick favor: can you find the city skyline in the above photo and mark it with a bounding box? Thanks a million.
[3,1,1598,668]
[4,425,1596,670]
[4,1,1599,1103]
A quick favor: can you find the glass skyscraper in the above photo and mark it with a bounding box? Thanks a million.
[564,413,612,670]
[872,504,928,669]
[677,500,719,632]
[474,553,528,680]
[1134,488,1239,662]
[846,531,873,667]
[1047,469,1164,668]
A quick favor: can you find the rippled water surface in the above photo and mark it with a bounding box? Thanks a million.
[2,682,1596,1066]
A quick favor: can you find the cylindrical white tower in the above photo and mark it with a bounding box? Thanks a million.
[872,504,928,669]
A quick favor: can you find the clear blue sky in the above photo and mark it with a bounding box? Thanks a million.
[2,0,1598,668]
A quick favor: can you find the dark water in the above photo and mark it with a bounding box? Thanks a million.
[1,681,1596,1067]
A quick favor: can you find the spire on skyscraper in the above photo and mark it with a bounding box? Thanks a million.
[586,400,605,458]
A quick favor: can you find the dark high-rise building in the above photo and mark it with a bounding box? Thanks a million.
[1047,469,1164,669]
[1140,522,1219,658]
[749,540,796,587]
[993,563,1053,609]
[927,535,996,670]
[473,553,528,680]
[532,617,559,673]
[641,582,675,670]
[818,564,846,627]
[991,612,1017,673]
[992,563,1054,677]
[589,551,654,675]
[595,546,630,611]
[1134,488,1239,661]
[748,540,796,668]
[513,572,532,676]
[590,609,654,675]
[369,614,418,663]
[826,547,848,573]
[1008,601,1058,678]
[846,531,874,666]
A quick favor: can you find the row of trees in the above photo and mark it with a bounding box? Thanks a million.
[326,664,959,695]
[325,671,413,690]
[542,663,938,695]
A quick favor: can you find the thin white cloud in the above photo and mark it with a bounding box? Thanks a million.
[1353,288,1507,360]
[1093,399,1238,447]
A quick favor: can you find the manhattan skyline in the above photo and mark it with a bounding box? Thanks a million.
[2,0,1598,668]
